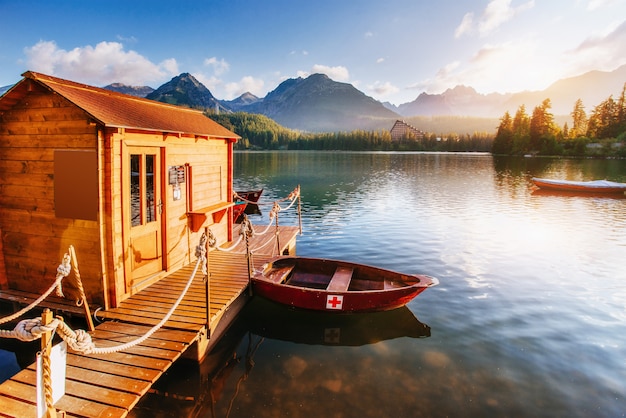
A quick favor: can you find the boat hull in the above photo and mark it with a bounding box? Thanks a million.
[236,189,263,203]
[532,178,626,194]
[251,257,438,313]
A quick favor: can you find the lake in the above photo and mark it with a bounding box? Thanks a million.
[135,151,626,418]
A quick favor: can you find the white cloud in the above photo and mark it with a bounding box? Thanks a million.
[310,64,350,81]
[23,40,177,86]
[566,19,626,73]
[367,81,399,97]
[193,73,222,93]
[478,0,535,36]
[296,70,310,78]
[224,76,265,99]
[204,57,230,76]
[455,12,474,38]
[587,0,621,11]
[376,57,385,64]
[456,0,535,38]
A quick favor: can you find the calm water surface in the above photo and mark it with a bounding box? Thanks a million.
[132,152,626,418]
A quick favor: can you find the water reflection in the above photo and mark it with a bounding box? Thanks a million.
[530,188,626,199]
[129,152,626,417]
[243,297,430,346]
[130,297,430,418]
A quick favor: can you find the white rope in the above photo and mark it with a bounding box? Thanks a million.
[212,234,244,252]
[0,253,72,325]
[249,233,278,255]
[1,235,208,356]
[251,207,277,236]
[233,192,262,205]
[277,194,298,212]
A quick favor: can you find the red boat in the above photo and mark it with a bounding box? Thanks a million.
[235,189,263,203]
[251,257,438,313]
[232,201,247,223]
[532,178,626,194]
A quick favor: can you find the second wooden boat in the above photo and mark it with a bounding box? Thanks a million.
[532,178,626,194]
[251,257,438,313]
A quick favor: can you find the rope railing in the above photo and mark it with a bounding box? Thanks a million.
[0,253,72,326]
[0,234,208,355]
[210,185,301,256]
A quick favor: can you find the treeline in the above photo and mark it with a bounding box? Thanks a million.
[209,112,493,152]
[492,83,626,157]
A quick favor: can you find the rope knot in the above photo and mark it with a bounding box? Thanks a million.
[56,254,72,277]
[195,233,208,258]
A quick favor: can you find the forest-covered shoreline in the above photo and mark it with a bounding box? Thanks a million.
[209,84,626,157]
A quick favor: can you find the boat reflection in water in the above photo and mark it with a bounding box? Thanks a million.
[129,297,430,418]
[531,188,626,199]
[242,297,431,345]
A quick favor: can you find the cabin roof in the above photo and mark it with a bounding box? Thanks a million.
[0,71,240,140]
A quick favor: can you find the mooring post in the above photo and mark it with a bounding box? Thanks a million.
[41,308,57,418]
[204,227,211,336]
[297,184,303,236]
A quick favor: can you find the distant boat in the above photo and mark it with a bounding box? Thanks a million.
[531,178,626,194]
[251,256,438,313]
[235,189,263,203]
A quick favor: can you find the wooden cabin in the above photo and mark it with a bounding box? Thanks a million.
[0,71,240,309]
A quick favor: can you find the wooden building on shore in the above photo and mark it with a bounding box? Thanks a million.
[390,119,425,141]
[0,71,242,310]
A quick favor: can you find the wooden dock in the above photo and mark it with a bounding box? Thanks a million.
[0,225,300,418]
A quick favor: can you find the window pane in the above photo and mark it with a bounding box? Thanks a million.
[130,154,141,226]
[145,154,156,223]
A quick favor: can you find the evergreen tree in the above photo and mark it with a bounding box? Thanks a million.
[587,96,617,139]
[512,105,531,154]
[492,111,513,154]
[570,99,587,138]
[529,98,557,153]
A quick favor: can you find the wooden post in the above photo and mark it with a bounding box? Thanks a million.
[274,211,281,255]
[204,227,211,336]
[41,308,57,418]
[244,218,253,296]
[297,185,303,236]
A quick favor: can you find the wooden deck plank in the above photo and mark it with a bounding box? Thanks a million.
[92,330,188,352]
[0,379,36,408]
[0,378,128,418]
[0,227,299,418]
[14,369,139,410]
[80,351,172,370]
[65,365,148,396]
[93,321,197,344]
[65,354,161,382]
[25,362,154,395]
[0,395,37,418]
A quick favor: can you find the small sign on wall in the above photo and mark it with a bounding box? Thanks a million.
[169,166,185,185]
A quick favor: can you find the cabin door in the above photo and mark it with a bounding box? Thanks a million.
[124,147,165,292]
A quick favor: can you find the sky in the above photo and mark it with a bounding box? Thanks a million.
[1,0,625,105]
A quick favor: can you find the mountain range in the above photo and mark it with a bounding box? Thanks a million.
[3,65,625,133]
[390,64,626,119]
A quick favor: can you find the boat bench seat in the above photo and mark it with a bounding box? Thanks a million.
[326,267,353,292]
[266,265,294,284]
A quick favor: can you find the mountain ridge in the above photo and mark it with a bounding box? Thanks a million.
[96,65,626,132]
